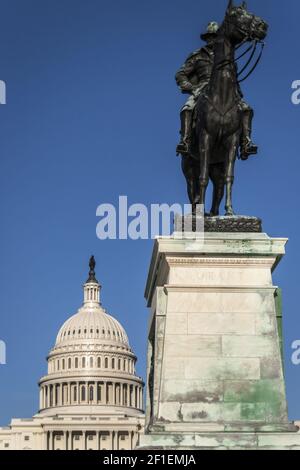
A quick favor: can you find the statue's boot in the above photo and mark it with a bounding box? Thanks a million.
[240,109,258,160]
[176,111,193,156]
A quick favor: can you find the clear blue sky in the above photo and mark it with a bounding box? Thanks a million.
[0,0,300,425]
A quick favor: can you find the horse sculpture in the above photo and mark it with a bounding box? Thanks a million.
[182,0,268,216]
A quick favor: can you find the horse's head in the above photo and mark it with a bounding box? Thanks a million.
[224,0,268,44]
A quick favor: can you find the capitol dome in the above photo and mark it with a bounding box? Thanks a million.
[38,257,144,417]
[56,308,129,347]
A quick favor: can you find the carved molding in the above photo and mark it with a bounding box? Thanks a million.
[164,285,277,293]
[165,256,274,268]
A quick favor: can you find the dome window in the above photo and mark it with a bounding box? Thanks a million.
[90,357,93,368]
[73,330,75,335]
[78,329,81,335]
[102,329,105,335]
[105,358,108,368]
[68,358,71,369]
[81,386,86,402]
[84,329,87,335]
[112,358,115,369]
[82,357,86,368]
[68,331,70,336]
[97,384,102,402]
[90,329,93,334]
[75,358,78,368]
[97,357,101,368]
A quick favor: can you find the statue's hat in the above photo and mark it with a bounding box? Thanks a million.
[200,22,219,41]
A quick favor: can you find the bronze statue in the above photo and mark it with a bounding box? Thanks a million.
[87,255,98,283]
[176,0,268,216]
[176,22,257,160]
[89,255,96,272]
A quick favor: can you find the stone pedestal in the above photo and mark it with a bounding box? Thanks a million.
[139,232,300,450]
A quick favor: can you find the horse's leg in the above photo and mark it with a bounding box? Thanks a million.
[209,163,225,216]
[198,131,211,213]
[181,156,198,211]
[224,133,239,216]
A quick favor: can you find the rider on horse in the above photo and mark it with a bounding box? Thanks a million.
[175,22,257,160]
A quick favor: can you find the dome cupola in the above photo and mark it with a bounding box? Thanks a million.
[83,255,101,306]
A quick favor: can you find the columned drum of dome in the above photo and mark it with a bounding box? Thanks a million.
[39,257,144,416]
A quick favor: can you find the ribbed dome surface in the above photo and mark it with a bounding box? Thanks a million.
[56,307,129,347]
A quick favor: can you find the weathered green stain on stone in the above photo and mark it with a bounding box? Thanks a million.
[240,403,266,421]
[265,397,289,424]
[224,379,283,405]
[224,379,287,423]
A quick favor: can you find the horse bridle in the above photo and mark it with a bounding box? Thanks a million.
[217,15,265,83]
[225,9,263,41]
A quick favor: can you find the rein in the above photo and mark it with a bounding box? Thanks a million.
[216,41,254,70]
[215,16,265,82]
[238,41,264,82]
[216,38,265,83]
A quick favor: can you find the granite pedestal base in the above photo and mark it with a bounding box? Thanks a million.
[139,232,299,450]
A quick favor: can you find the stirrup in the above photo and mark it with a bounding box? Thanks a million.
[176,142,190,156]
[240,140,258,160]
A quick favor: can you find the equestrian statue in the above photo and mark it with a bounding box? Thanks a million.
[175,0,268,216]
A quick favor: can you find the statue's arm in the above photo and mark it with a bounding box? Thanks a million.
[175,58,195,94]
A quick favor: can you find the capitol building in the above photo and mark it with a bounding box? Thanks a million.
[0,258,145,450]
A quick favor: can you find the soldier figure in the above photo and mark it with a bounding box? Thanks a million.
[175,22,258,160]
